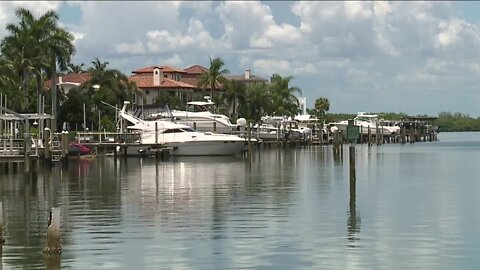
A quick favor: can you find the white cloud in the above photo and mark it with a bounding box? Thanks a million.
[3,1,480,115]
[164,54,183,66]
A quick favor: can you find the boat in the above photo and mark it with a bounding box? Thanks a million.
[119,101,252,156]
[255,116,311,141]
[68,142,97,160]
[330,112,400,136]
[145,96,246,134]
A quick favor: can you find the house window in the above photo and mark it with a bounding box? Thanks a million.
[146,90,150,95]
[164,74,168,78]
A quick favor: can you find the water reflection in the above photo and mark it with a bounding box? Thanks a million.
[347,146,361,246]
[0,136,479,269]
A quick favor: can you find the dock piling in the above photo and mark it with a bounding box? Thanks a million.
[43,207,61,254]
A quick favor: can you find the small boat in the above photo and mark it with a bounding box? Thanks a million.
[68,142,96,160]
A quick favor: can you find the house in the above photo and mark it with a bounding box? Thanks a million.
[224,69,268,86]
[128,65,197,105]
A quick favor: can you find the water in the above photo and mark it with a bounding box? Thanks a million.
[0,132,479,269]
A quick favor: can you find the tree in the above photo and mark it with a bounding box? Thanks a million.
[67,63,85,73]
[269,74,301,116]
[0,8,75,130]
[240,82,271,123]
[223,79,246,120]
[197,57,229,99]
[314,97,330,117]
[67,58,139,131]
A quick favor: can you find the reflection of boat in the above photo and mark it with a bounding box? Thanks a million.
[330,112,400,135]
[68,142,96,160]
[119,102,252,156]
[146,96,246,134]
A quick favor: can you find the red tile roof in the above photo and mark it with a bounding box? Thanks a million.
[132,65,187,74]
[44,72,91,89]
[183,64,208,75]
[129,75,196,89]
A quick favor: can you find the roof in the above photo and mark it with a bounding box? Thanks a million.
[132,65,187,74]
[180,77,200,87]
[225,74,268,82]
[129,75,196,89]
[183,65,208,75]
[44,72,91,89]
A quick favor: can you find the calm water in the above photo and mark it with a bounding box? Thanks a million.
[0,132,479,269]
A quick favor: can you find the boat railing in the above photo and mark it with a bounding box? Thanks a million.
[75,132,141,144]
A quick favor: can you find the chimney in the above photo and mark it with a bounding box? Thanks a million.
[58,76,63,84]
[244,68,251,80]
[153,67,161,86]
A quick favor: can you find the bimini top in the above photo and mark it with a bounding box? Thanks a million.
[186,96,214,112]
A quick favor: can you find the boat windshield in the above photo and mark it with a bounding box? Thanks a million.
[185,104,211,113]
[356,116,378,123]
[162,127,196,133]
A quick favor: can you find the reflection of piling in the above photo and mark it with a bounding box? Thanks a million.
[367,126,372,146]
[247,122,252,160]
[0,202,4,246]
[44,253,60,270]
[332,132,341,155]
[347,145,361,243]
[43,207,62,254]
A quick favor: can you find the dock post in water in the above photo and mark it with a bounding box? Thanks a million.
[43,128,51,161]
[43,207,62,254]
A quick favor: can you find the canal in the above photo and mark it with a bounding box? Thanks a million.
[0,132,479,269]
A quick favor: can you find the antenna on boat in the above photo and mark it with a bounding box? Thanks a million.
[100,101,121,111]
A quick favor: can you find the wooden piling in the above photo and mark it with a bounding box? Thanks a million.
[61,132,68,158]
[43,207,62,254]
[349,145,356,206]
[43,128,51,161]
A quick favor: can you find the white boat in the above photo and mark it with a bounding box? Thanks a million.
[146,96,246,134]
[252,116,311,141]
[330,112,400,136]
[118,102,251,156]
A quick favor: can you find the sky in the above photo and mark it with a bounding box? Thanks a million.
[1,1,480,117]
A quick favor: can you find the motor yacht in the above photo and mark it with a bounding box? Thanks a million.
[119,102,251,156]
[146,96,246,134]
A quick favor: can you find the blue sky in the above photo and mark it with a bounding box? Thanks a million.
[1,1,480,117]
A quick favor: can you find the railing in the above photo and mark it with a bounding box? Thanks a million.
[75,132,141,144]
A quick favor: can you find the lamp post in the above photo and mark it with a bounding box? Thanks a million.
[83,103,86,131]
[92,85,101,131]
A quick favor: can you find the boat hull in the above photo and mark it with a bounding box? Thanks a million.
[122,141,246,156]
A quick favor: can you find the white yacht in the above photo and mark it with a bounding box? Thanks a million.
[146,96,246,134]
[330,112,400,135]
[119,102,251,156]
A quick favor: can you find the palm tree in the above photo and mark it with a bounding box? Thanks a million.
[1,8,75,129]
[240,82,271,123]
[197,57,230,100]
[269,74,302,116]
[314,97,330,117]
[67,63,85,73]
[71,58,139,131]
[223,79,246,120]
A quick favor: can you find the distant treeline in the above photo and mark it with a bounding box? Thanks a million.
[323,112,480,132]
[436,112,480,132]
